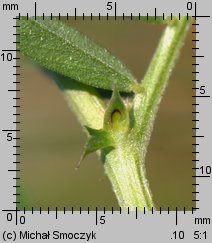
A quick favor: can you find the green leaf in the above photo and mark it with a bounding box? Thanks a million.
[17,17,137,92]
[104,85,129,132]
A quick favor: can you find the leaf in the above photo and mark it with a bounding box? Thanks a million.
[17,17,138,92]
[76,127,114,168]
[104,85,129,132]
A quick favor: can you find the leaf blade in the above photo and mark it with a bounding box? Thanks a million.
[17,17,137,92]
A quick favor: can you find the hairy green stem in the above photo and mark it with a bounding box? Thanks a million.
[133,18,191,146]
[103,135,154,210]
[132,18,191,172]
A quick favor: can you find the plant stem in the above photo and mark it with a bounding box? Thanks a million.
[133,17,191,165]
[103,135,154,210]
[133,18,191,147]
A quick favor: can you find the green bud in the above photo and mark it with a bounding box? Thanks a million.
[104,85,129,133]
[77,86,130,167]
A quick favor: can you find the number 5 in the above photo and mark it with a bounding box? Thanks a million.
[107,2,113,11]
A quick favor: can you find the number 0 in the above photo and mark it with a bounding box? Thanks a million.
[187,2,193,10]
[7,213,13,221]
